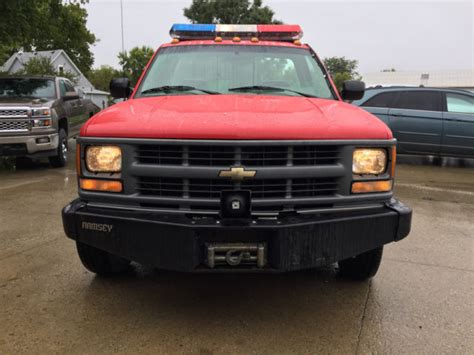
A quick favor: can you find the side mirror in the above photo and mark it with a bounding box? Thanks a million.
[110,77,132,99]
[341,80,365,101]
[63,92,79,101]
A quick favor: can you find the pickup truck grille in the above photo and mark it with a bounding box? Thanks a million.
[0,120,30,132]
[0,109,29,117]
[136,144,339,166]
[0,108,31,132]
[137,177,339,199]
[125,142,346,213]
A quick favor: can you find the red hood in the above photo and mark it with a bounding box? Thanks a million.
[81,95,392,140]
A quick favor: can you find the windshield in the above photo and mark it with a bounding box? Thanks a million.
[136,45,335,99]
[0,78,56,99]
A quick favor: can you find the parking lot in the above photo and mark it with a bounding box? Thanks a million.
[0,144,473,354]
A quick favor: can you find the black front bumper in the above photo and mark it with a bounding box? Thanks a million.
[62,199,412,272]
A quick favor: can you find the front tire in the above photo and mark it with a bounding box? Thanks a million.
[338,247,383,280]
[76,241,130,276]
[49,128,68,167]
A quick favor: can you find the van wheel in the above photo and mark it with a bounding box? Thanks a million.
[338,247,383,280]
[49,128,68,167]
[76,241,130,276]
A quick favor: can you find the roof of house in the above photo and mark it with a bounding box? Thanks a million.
[362,70,474,88]
[1,50,64,72]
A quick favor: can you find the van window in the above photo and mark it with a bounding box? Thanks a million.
[446,93,474,114]
[392,91,441,111]
[362,92,398,108]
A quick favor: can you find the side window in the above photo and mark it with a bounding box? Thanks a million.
[392,91,441,111]
[64,80,76,93]
[446,93,474,114]
[362,92,398,108]
[59,80,67,97]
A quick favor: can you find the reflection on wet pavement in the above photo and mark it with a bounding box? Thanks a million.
[0,146,473,353]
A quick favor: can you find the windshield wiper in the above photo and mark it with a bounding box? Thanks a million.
[140,85,220,95]
[228,85,317,98]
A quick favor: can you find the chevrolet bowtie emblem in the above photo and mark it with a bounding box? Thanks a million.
[218,167,257,181]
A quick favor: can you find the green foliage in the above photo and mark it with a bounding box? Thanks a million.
[183,0,281,24]
[118,46,155,85]
[0,0,96,74]
[88,65,122,92]
[323,56,361,92]
[14,56,78,83]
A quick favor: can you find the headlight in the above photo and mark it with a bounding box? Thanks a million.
[31,108,51,117]
[353,148,387,175]
[86,146,122,172]
[32,119,52,127]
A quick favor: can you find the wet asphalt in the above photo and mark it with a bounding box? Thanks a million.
[0,143,473,354]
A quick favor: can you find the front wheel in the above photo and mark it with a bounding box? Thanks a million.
[76,241,130,276]
[49,128,68,167]
[338,247,383,280]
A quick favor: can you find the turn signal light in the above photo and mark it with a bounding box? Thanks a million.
[352,180,392,194]
[80,179,122,193]
[76,144,81,176]
[390,146,397,177]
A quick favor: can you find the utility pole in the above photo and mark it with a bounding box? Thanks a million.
[120,0,125,55]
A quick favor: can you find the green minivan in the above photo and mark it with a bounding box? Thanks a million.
[353,87,474,158]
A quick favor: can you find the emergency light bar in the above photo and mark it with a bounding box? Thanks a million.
[170,24,303,41]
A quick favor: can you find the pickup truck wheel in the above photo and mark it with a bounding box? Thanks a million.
[76,241,130,276]
[338,247,383,280]
[49,128,68,167]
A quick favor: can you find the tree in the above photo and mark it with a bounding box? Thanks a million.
[88,65,122,92]
[0,0,96,74]
[14,56,78,83]
[183,0,282,24]
[323,56,361,91]
[118,46,155,85]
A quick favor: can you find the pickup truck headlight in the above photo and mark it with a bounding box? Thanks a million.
[86,146,122,173]
[353,148,387,175]
[32,119,52,127]
[31,108,51,117]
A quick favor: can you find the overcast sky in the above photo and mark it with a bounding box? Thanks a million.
[85,0,473,73]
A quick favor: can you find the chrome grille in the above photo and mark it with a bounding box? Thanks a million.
[0,120,30,132]
[0,109,29,117]
[136,145,339,166]
[137,177,339,199]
